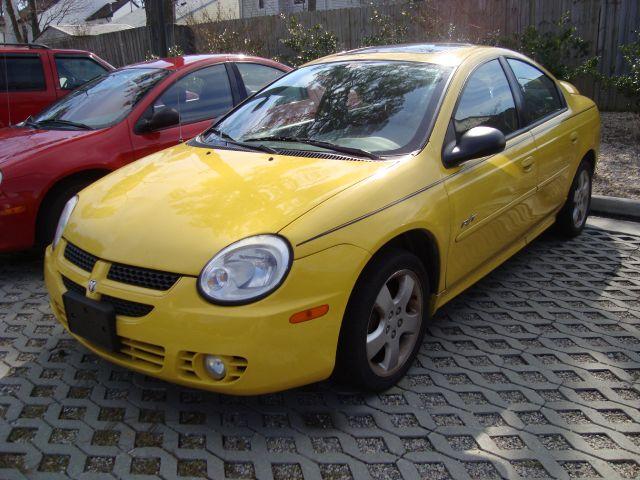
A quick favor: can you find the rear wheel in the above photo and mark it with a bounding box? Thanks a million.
[555,160,592,237]
[336,249,429,391]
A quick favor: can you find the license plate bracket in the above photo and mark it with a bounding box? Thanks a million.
[63,291,120,352]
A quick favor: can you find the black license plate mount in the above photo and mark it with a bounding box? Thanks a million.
[63,291,120,352]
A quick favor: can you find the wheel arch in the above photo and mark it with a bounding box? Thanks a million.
[35,168,111,243]
[582,149,596,175]
[367,228,442,296]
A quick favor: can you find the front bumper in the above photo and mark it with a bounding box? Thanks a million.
[44,239,370,395]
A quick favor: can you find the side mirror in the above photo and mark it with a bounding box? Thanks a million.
[442,126,506,168]
[136,107,180,134]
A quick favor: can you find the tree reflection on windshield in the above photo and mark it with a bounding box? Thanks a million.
[209,61,451,156]
[32,68,169,130]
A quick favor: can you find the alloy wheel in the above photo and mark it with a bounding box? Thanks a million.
[366,269,423,377]
[572,169,590,228]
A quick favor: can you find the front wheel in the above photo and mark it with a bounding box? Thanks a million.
[336,249,429,391]
[555,160,592,237]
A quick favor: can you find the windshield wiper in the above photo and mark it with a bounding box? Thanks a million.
[207,128,277,154]
[242,135,380,160]
[30,118,93,130]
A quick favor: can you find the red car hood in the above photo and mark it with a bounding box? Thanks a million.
[0,127,96,166]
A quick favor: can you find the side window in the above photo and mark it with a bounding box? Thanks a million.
[0,55,46,91]
[236,63,284,95]
[454,59,517,138]
[55,56,108,90]
[507,59,563,124]
[153,64,233,124]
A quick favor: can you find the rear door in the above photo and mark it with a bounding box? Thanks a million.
[129,63,237,160]
[504,58,572,223]
[444,58,538,288]
[52,54,111,97]
[0,51,54,126]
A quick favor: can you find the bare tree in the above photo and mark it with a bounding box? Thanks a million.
[33,0,85,38]
[4,0,85,41]
[4,0,24,42]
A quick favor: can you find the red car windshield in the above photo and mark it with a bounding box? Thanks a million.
[30,68,168,130]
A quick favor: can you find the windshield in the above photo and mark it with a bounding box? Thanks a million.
[201,61,452,157]
[31,68,169,130]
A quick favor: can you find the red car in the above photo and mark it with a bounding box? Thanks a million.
[0,54,290,252]
[0,43,114,128]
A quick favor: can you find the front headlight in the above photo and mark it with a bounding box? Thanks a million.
[198,235,292,305]
[52,196,78,250]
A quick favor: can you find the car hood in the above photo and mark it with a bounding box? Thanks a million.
[65,144,389,275]
[0,126,94,165]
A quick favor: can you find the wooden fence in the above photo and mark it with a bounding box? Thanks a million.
[47,0,640,110]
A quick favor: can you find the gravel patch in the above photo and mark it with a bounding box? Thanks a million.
[594,112,640,199]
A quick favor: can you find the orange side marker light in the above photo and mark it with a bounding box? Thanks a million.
[0,205,26,216]
[289,304,329,324]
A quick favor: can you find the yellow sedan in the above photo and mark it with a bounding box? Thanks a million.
[44,44,600,394]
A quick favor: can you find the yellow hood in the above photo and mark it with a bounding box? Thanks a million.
[65,144,387,274]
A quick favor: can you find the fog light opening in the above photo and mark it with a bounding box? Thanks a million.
[204,355,227,380]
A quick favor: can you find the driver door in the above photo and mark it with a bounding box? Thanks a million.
[444,59,538,289]
[129,63,236,160]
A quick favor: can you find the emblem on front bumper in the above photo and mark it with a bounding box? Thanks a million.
[87,279,97,293]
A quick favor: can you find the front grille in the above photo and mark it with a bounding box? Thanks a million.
[178,351,248,383]
[64,242,98,272]
[102,295,154,318]
[107,263,179,291]
[62,276,85,295]
[61,276,153,318]
[119,338,164,371]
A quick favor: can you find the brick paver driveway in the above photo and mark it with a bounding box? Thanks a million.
[0,224,639,480]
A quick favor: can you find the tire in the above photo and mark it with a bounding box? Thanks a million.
[555,159,593,237]
[36,179,90,248]
[336,248,429,391]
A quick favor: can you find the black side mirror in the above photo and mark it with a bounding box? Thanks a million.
[136,107,180,134]
[442,126,506,168]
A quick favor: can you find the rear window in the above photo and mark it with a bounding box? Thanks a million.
[0,55,46,91]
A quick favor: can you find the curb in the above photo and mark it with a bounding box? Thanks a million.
[591,195,640,221]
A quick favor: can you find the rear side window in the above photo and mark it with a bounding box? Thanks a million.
[152,64,233,124]
[507,59,563,124]
[55,56,109,90]
[454,59,517,138]
[236,63,284,95]
[0,55,46,91]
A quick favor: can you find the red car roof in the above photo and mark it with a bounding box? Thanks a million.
[123,54,289,71]
[0,44,101,55]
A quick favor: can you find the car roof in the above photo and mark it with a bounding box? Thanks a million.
[0,44,99,55]
[306,43,493,67]
[123,54,287,71]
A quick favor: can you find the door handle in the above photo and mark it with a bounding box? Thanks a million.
[570,132,579,144]
[521,156,534,173]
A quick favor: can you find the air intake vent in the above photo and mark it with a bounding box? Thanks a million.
[64,242,98,272]
[119,338,165,371]
[108,263,179,291]
[62,276,85,295]
[276,149,374,162]
[102,295,154,318]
